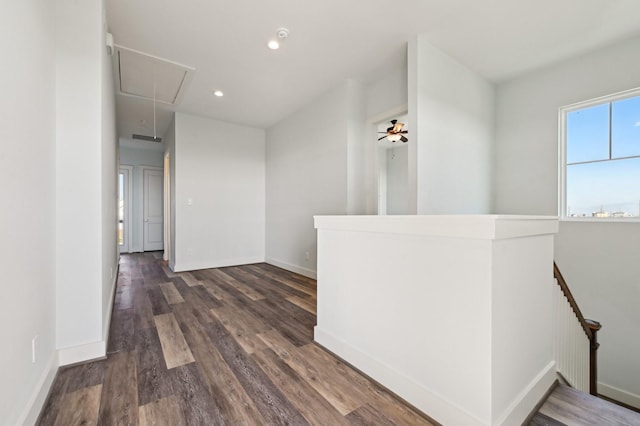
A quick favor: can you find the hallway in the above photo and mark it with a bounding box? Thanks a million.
[38,253,433,425]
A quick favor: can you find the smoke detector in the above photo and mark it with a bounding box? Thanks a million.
[277,28,289,39]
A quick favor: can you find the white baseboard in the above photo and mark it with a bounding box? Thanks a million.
[58,340,106,366]
[495,361,557,425]
[173,256,265,273]
[314,327,485,426]
[599,382,640,409]
[17,262,119,424]
[266,257,317,279]
[18,353,58,426]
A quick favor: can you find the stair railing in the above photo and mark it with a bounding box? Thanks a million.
[553,262,601,395]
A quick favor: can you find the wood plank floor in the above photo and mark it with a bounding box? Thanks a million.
[529,384,640,426]
[38,252,434,426]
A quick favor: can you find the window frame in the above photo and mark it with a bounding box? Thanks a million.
[559,87,640,222]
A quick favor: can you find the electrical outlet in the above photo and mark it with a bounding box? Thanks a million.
[32,336,37,364]
[305,251,310,261]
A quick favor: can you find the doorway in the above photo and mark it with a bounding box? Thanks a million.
[118,166,133,253]
[143,167,164,251]
[377,114,409,215]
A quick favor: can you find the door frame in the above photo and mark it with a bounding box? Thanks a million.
[368,106,408,215]
[141,166,164,252]
[163,153,171,262]
[119,165,133,253]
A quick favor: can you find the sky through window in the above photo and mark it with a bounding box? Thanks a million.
[565,93,640,218]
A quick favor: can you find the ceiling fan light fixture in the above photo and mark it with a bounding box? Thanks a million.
[387,133,402,142]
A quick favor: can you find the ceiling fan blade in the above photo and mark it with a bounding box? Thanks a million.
[378,135,389,141]
[401,135,408,143]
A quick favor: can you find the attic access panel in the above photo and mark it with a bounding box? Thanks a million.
[117,46,194,105]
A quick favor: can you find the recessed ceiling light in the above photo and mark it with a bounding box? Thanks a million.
[213,90,224,97]
[267,28,289,50]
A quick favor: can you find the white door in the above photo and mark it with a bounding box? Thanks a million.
[143,168,164,251]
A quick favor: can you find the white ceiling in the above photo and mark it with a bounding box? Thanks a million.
[107,0,640,144]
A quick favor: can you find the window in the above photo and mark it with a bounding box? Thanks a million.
[560,89,640,220]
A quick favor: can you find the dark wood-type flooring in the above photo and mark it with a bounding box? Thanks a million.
[38,252,435,425]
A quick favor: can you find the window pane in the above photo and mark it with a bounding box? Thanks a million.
[612,96,640,158]
[566,157,640,218]
[567,103,610,163]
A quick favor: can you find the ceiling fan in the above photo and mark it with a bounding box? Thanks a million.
[378,119,408,143]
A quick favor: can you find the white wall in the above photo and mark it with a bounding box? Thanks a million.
[0,0,58,423]
[56,0,102,354]
[265,69,410,277]
[119,145,164,252]
[555,222,640,406]
[266,82,351,278]
[386,145,409,214]
[0,0,115,421]
[366,62,408,119]
[119,145,164,163]
[172,113,265,272]
[56,0,116,366]
[494,35,640,407]
[408,36,494,214]
[101,4,118,348]
[377,146,388,214]
[347,80,367,215]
